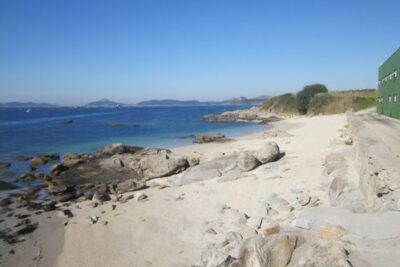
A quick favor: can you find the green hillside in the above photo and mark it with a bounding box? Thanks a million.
[262,84,377,115]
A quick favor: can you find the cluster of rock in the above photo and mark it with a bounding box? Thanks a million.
[194,191,353,267]
[169,141,282,186]
[203,108,281,124]
[193,134,231,144]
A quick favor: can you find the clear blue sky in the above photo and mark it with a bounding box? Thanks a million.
[0,0,399,105]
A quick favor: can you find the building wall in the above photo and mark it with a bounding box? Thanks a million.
[377,48,400,119]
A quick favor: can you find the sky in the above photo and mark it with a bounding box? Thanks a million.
[0,0,399,105]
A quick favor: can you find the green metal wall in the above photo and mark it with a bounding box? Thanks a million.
[377,48,400,119]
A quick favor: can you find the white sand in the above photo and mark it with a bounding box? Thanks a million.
[50,114,347,267]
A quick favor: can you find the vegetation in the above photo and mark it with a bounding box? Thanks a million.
[308,91,377,115]
[262,93,298,114]
[296,84,328,114]
[261,85,377,116]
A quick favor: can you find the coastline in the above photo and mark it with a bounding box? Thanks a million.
[6,112,399,266]
[53,114,347,266]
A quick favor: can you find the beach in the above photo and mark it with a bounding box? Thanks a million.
[1,113,356,266]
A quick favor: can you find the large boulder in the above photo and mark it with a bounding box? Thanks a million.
[96,144,144,156]
[255,142,280,164]
[237,151,261,171]
[139,153,189,179]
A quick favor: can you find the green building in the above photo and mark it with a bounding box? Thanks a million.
[377,48,400,118]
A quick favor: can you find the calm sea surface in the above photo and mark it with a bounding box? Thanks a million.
[0,105,269,163]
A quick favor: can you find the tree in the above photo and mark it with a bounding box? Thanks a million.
[297,83,328,114]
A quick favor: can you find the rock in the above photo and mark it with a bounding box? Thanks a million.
[296,193,311,206]
[0,161,11,169]
[27,201,43,210]
[254,142,281,164]
[62,153,94,167]
[139,153,189,179]
[193,133,231,143]
[203,108,281,124]
[48,182,68,194]
[218,167,245,182]
[31,154,59,166]
[197,232,243,267]
[115,179,147,193]
[234,234,298,267]
[96,144,143,156]
[42,201,57,211]
[0,181,17,190]
[20,173,37,182]
[266,194,293,216]
[329,177,347,206]
[90,216,99,224]
[323,153,345,175]
[51,163,69,176]
[62,209,73,218]
[188,155,200,167]
[262,224,280,237]
[237,151,261,171]
[0,171,16,177]
[0,197,12,206]
[14,222,38,235]
[136,192,148,202]
[113,158,124,167]
[120,194,134,203]
[57,192,76,202]
[14,155,31,161]
[205,228,218,235]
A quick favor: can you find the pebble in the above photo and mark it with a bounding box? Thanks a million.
[136,192,148,202]
[90,216,99,224]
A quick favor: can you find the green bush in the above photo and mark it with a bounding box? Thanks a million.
[296,84,328,114]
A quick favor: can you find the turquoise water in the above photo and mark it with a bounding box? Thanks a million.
[0,106,268,162]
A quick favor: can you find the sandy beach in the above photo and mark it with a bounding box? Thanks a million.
[1,113,354,266]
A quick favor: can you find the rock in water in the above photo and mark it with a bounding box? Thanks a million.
[255,142,281,164]
[0,161,11,169]
[31,154,59,167]
[237,151,261,171]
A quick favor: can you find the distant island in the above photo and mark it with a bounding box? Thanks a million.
[0,96,270,109]
[0,102,59,108]
[137,96,269,106]
[84,98,124,108]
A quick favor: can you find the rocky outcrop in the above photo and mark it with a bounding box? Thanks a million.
[53,145,189,188]
[193,134,231,144]
[96,144,144,156]
[203,108,281,124]
[172,142,282,185]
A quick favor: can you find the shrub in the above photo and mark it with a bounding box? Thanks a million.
[296,84,328,114]
[262,93,298,114]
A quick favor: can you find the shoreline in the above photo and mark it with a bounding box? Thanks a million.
[6,112,399,266]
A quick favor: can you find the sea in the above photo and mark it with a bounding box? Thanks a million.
[0,105,269,182]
